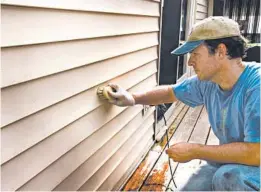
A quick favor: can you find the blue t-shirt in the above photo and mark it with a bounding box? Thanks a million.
[173,62,260,144]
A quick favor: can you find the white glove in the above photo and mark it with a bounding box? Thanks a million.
[107,83,135,107]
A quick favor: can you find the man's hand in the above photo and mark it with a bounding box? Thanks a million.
[107,83,135,107]
[166,142,199,163]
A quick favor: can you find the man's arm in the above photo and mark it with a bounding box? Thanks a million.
[107,84,178,106]
[195,142,260,166]
[166,142,260,166]
[108,76,204,107]
[132,85,178,105]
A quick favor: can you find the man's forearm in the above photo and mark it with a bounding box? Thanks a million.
[132,85,177,106]
[194,142,260,166]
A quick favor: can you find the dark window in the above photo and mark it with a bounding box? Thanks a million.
[177,0,188,79]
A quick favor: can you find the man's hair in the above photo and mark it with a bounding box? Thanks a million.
[204,36,247,59]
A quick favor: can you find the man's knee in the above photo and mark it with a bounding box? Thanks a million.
[212,164,260,191]
[212,164,239,190]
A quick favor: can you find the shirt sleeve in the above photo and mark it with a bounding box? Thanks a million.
[172,76,206,107]
[244,87,260,143]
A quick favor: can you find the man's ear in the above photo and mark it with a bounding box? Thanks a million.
[216,43,227,59]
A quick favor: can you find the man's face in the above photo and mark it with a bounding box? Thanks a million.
[188,44,220,81]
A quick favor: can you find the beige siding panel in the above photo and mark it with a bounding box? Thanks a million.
[15,76,157,191]
[197,0,208,6]
[196,12,208,20]
[2,47,157,127]
[3,76,157,191]
[1,0,160,16]
[1,65,157,165]
[2,5,159,47]
[55,110,154,191]
[2,105,135,191]
[2,32,158,88]
[79,119,154,191]
[19,107,141,191]
[101,131,153,191]
[111,134,153,191]
[197,4,208,13]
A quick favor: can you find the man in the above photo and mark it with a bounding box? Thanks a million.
[106,17,260,191]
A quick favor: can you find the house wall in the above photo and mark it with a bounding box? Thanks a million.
[195,0,209,23]
[1,0,161,190]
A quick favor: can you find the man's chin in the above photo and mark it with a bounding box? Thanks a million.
[198,75,212,82]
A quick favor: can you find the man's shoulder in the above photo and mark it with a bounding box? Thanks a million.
[185,75,216,93]
[244,61,261,75]
[244,62,260,90]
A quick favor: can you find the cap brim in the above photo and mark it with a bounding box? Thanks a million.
[171,40,204,55]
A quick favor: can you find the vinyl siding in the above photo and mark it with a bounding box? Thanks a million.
[1,0,160,190]
[196,0,208,23]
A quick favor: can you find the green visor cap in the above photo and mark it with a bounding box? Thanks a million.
[171,40,204,55]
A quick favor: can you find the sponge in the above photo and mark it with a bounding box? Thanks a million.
[97,86,115,102]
